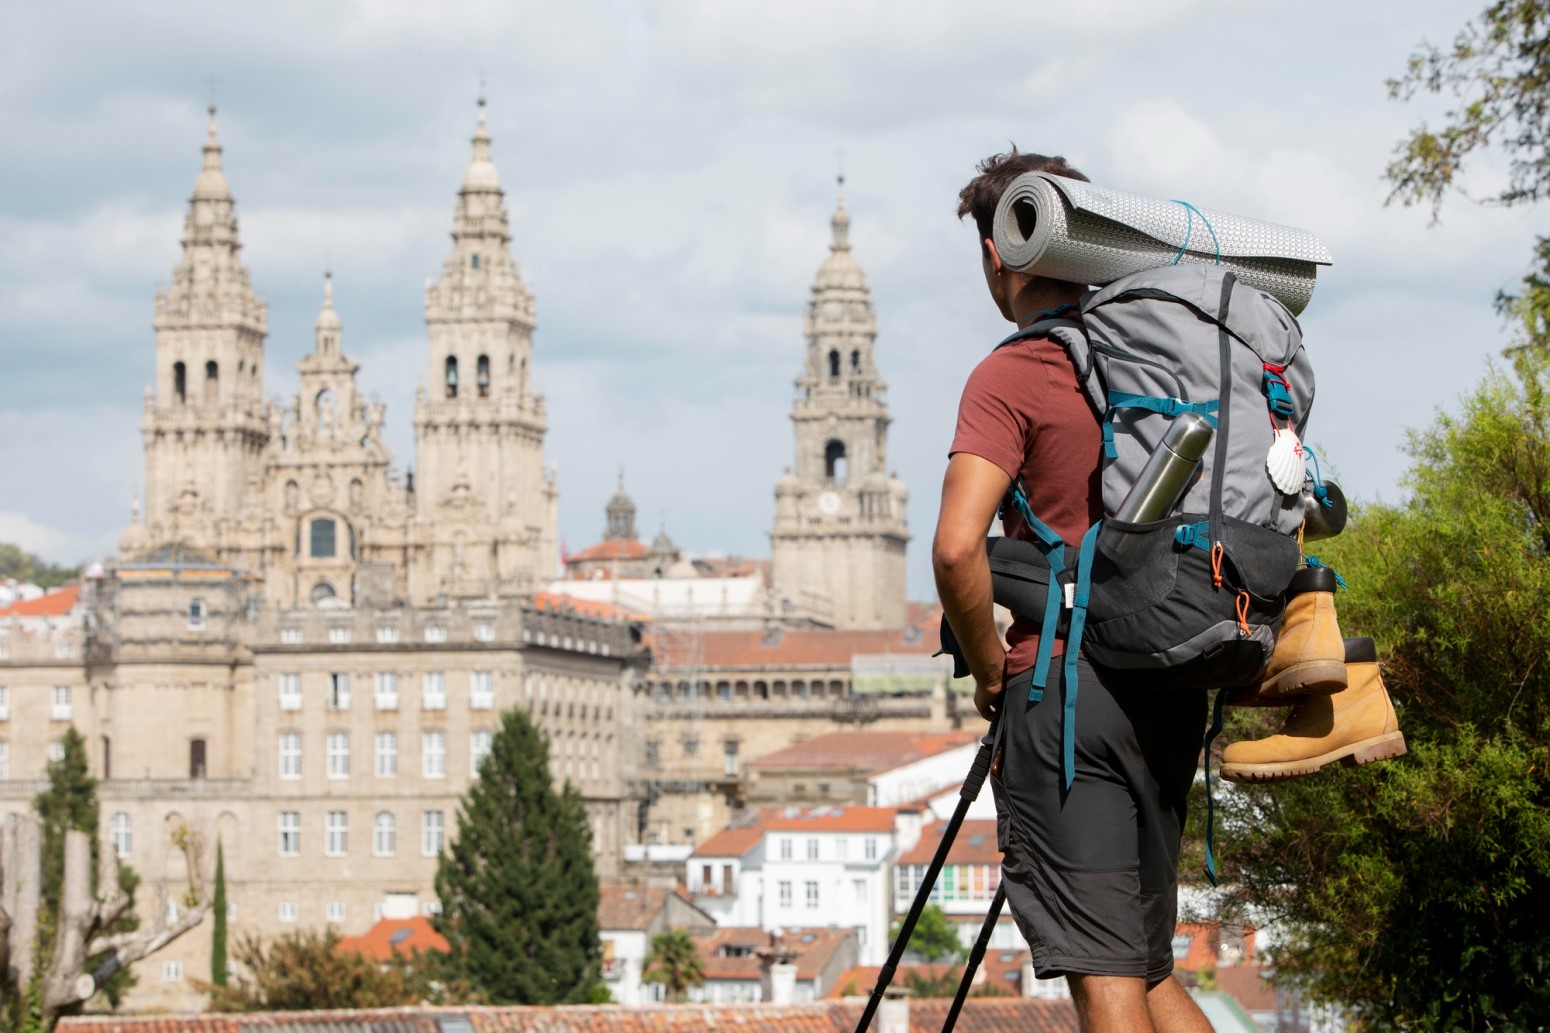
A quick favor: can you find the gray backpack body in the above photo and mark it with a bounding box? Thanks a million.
[989,263,1314,786]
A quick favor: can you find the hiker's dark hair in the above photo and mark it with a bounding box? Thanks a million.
[957,148,1089,250]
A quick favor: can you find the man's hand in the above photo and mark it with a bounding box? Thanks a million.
[933,452,1013,725]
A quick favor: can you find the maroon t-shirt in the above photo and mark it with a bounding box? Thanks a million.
[949,333,1103,676]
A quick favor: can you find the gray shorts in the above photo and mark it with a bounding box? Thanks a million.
[992,659,1206,984]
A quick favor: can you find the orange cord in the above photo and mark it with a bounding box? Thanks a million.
[1235,590,1251,636]
[1210,542,1225,589]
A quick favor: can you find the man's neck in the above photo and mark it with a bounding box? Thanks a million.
[1009,279,1085,326]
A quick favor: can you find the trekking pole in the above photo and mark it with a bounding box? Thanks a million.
[939,882,1007,1033]
[852,721,999,1033]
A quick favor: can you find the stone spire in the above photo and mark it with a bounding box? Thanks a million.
[193,105,231,201]
[315,271,341,354]
[829,173,851,252]
[605,469,637,541]
[461,96,502,195]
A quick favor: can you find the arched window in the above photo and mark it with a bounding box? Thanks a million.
[173,362,187,404]
[311,582,338,606]
[315,388,336,429]
[204,361,219,405]
[444,356,459,399]
[850,349,861,373]
[310,517,337,558]
[476,355,490,398]
[189,739,207,779]
[827,350,840,379]
[284,480,299,513]
[824,440,848,486]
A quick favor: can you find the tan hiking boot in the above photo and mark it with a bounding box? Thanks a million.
[1220,637,1407,783]
[1227,565,1347,707]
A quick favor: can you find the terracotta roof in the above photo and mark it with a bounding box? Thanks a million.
[529,591,628,622]
[751,731,978,775]
[760,805,899,833]
[596,884,708,931]
[650,625,941,670]
[1173,922,1220,973]
[897,819,1001,867]
[828,948,1028,1000]
[567,539,651,563]
[691,820,767,858]
[693,926,852,982]
[0,583,80,618]
[59,1000,1080,1033]
[336,916,448,961]
[1215,963,1277,1013]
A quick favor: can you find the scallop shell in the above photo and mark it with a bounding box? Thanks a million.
[1266,428,1305,495]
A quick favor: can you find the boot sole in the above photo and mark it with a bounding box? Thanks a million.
[1220,731,1407,784]
[1226,660,1348,708]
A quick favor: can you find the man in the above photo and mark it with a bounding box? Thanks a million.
[933,149,1212,1033]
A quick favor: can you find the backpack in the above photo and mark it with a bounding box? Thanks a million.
[960,262,1314,786]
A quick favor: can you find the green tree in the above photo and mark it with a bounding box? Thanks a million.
[1217,334,1550,1027]
[211,842,228,987]
[641,930,704,1003]
[433,708,602,1004]
[197,930,459,1012]
[0,544,80,590]
[888,903,964,964]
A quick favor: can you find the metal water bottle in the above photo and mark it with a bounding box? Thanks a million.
[1112,411,1215,522]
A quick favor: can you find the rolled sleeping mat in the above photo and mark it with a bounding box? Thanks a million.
[985,536,1067,628]
[991,173,1333,316]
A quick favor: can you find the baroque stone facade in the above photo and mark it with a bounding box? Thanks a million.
[0,103,639,1013]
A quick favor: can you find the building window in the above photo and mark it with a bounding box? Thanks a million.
[0,687,10,722]
[473,623,494,642]
[722,740,738,777]
[0,741,9,780]
[374,811,396,856]
[807,838,819,861]
[279,733,301,779]
[278,901,298,922]
[470,730,492,774]
[48,740,65,762]
[111,812,132,858]
[326,901,345,924]
[423,731,446,778]
[470,671,494,710]
[424,625,447,644]
[444,356,458,399]
[375,672,398,710]
[837,837,848,861]
[280,627,302,644]
[162,960,183,982]
[778,881,792,908]
[325,811,348,857]
[329,625,351,644]
[470,253,480,269]
[805,881,819,908]
[422,810,445,856]
[644,740,660,770]
[423,672,446,710]
[311,518,337,558]
[279,673,302,711]
[173,360,187,403]
[188,597,206,630]
[50,686,71,721]
[278,812,300,857]
[779,838,793,861]
[682,737,699,758]
[376,732,397,778]
[328,672,350,710]
[189,739,207,779]
[476,354,491,398]
[376,624,399,644]
[865,837,878,861]
[327,733,350,779]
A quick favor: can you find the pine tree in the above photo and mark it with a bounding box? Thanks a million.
[211,842,228,987]
[433,708,602,1004]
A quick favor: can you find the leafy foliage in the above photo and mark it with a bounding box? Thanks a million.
[0,544,80,590]
[433,708,603,1005]
[198,930,463,1012]
[641,930,704,1002]
[1215,339,1550,1029]
[1386,0,1550,216]
[888,903,965,964]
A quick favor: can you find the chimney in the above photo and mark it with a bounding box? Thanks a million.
[755,929,800,1006]
[879,987,910,1033]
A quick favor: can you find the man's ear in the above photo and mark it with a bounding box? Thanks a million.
[983,238,1005,275]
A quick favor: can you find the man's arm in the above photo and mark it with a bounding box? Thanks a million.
[933,452,1012,721]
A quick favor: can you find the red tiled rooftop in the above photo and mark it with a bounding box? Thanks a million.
[59,999,1080,1032]
[529,591,628,622]
[336,916,448,962]
[566,539,651,564]
[751,731,978,775]
[693,926,851,982]
[596,884,705,931]
[897,819,1002,867]
[692,820,768,858]
[0,583,80,618]
[760,806,899,833]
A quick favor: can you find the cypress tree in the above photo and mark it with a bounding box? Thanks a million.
[211,841,228,987]
[433,708,602,1004]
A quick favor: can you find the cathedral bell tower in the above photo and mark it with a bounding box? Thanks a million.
[769,177,909,630]
[135,106,269,553]
[411,98,558,601]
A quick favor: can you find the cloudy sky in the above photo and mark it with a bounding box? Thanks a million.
[1,0,1535,599]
